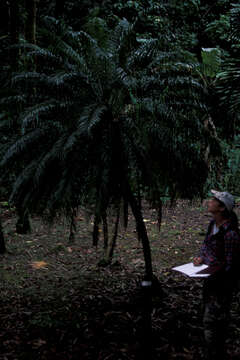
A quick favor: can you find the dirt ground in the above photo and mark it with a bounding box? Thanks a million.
[0,200,240,360]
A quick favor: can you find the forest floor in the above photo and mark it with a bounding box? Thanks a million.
[1,200,240,360]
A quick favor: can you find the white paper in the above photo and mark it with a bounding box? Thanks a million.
[172,262,209,277]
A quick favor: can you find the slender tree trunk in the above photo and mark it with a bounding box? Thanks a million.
[68,209,77,244]
[9,0,20,71]
[0,217,6,254]
[99,206,120,266]
[92,214,100,246]
[98,212,110,267]
[127,184,153,281]
[123,198,128,229]
[108,206,120,260]
[102,212,108,250]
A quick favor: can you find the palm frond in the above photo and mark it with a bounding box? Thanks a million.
[21,100,73,130]
[230,4,240,43]
[11,42,63,66]
[12,72,48,87]
[108,18,132,53]
[33,136,68,188]
[77,104,108,135]
[0,129,45,167]
[9,159,39,205]
[0,95,27,107]
[128,38,158,69]
[216,58,240,113]
[115,67,137,89]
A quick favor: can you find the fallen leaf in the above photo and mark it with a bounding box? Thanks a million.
[32,339,47,348]
[31,261,48,269]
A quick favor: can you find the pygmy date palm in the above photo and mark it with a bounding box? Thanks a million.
[1,16,212,279]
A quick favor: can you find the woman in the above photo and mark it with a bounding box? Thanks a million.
[194,190,240,360]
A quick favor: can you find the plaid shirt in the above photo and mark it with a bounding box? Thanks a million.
[200,220,240,272]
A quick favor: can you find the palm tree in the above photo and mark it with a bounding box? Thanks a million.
[1,16,213,280]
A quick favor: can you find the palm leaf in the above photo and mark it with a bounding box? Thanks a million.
[0,129,45,167]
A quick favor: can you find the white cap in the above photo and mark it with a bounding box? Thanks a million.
[211,189,235,212]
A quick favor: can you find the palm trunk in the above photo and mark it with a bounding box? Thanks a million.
[127,184,153,281]
[127,184,153,359]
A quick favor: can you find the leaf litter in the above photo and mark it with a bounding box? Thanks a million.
[0,200,240,359]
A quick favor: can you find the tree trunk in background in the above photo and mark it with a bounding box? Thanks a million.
[0,217,6,254]
[25,0,37,44]
[102,212,108,251]
[68,209,77,244]
[9,0,20,71]
[55,0,65,18]
[107,206,120,261]
[92,214,100,246]
[0,0,10,37]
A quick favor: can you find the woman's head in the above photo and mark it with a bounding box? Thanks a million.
[208,189,238,229]
[207,196,226,215]
[210,190,235,213]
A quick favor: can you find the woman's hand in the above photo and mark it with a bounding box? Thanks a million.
[193,257,203,266]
